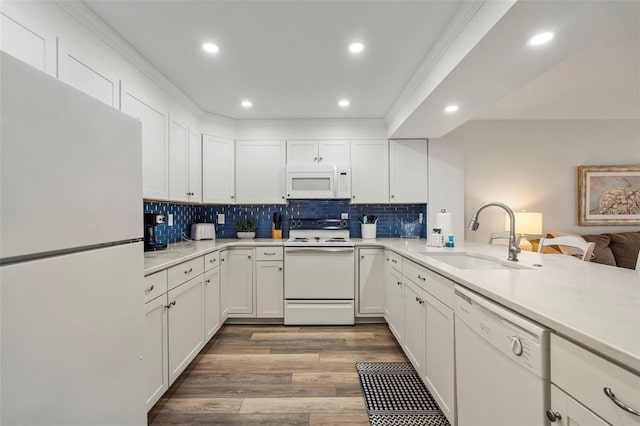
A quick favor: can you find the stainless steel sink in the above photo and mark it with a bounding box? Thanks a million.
[420,252,533,270]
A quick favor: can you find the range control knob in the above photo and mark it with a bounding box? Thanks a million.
[341,220,347,227]
[510,336,523,356]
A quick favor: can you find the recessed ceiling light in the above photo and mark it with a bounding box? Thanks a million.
[241,100,253,108]
[527,31,555,46]
[202,43,219,53]
[444,105,459,113]
[348,42,365,54]
[338,99,350,108]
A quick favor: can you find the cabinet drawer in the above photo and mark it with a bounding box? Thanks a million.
[204,251,220,271]
[144,270,167,303]
[403,259,454,308]
[256,247,283,261]
[168,257,204,291]
[551,334,640,425]
[386,251,402,272]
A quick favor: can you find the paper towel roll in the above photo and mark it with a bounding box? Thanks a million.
[436,211,452,237]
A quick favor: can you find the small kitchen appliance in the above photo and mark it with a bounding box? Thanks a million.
[284,218,355,325]
[144,213,167,251]
[191,223,216,240]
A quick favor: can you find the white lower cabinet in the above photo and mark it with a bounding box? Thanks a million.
[220,250,230,320]
[358,248,384,315]
[203,267,221,342]
[549,334,640,426]
[424,291,455,423]
[388,267,404,344]
[167,275,205,384]
[402,279,425,376]
[256,260,284,318]
[227,248,255,317]
[549,384,608,426]
[144,294,169,411]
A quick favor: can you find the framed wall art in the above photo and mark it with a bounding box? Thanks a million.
[578,165,640,225]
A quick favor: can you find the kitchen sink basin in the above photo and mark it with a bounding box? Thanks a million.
[420,252,533,270]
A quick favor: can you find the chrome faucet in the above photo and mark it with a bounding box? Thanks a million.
[468,202,520,262]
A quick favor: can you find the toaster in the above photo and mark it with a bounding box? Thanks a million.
[191,223,216,240]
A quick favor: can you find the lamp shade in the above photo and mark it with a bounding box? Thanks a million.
[506,212,543,235]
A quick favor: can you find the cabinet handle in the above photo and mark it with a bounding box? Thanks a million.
[248,255,252,259]
[352,195,356,199]
[184,268,193,275]
[419,299,425,305]
[221,258,225,262]
[314,156,318,161]
[386,258,390,261]
[391,195,395,198]
[282,196,285,199]
[265,252,276,256]
[396,281,402,286]
[231,195,235,199]
[417,274,426,281]
[415,296,419,302]
[165,300,176,309]
[145,284,154,293]
[545,410,562,422]
[604,387,640,416]
[205,279,211,284]
[278,267,283,271]
[361,255,365,259]
[171,300,176,306]
[210,258,216,263]
[319,156,323,161]
[391,259,398,264]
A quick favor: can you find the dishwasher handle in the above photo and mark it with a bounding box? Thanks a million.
[285,247,354,253]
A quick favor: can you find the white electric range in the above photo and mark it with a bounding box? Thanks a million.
[284,219,355,325]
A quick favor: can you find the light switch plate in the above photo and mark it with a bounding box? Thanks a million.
[217,213,225,224]
[168,213,174,226]
[341,213,348,219]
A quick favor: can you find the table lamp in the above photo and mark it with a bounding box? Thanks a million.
[506,211,543,251]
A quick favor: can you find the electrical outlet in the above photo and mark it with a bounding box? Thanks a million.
[419,213,423,223]
[341,213,348,219]
[168,213,174,226]
[217,213,225,224]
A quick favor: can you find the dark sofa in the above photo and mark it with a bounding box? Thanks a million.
[581,231,640,269]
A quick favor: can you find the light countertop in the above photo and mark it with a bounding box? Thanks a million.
[144,237,640,374]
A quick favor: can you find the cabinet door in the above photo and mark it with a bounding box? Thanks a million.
[287,140,318,164]
[389,268,404,344]
[235,140,286,204]
[0,7,56,76]
[204,268,221,342]
[424,292,455,423]
[121,82,169,200]
[220,250,230,320]
[358,248,384,315]
[383,252,393,322]
[319,140,350,164]
[256,261,284,318]
[350,140,389,203]
[228,249,255,316]
[389,139,428,203]
[144,295,168,411]
[168,116,188,202]
[549,385,609,426]
[57,38,119,108]
[167,275,204,384]
[202,135,235,204]
[403,280,425,376]
[188,128,202,203]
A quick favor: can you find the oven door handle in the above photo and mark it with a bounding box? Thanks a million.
[285,247,354,253]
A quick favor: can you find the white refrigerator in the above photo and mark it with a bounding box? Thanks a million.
[0,52,146,425]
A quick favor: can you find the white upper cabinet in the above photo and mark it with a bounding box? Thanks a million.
[236,140,286,204]
[168,115,188,202]
[57,38,119,108]
[0,6,56,76]
[120,81,169,200]
[187,128,202,203]
[287,140,350,165]
[202,135,235,204]
[389,139,428,203]
[350,140,389,203]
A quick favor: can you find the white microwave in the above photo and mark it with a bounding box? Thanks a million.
[286,164,351,199]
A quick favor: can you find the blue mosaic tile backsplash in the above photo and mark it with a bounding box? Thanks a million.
[144,200,426,244]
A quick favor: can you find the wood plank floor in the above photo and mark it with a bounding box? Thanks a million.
[148,324,407,425]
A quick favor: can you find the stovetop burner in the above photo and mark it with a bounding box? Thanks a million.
[286,218,353,247]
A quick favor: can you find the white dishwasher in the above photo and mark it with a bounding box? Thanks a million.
[455,287,550,426]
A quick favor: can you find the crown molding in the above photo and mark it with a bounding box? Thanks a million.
[57,1,204,118]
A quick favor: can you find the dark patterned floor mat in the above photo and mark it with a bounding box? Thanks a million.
[356,362,451,426]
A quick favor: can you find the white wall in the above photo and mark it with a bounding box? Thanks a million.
[461,119,640,243]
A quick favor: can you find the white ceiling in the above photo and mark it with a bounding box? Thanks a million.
[86,0,462,120]
[84,0,640,137]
